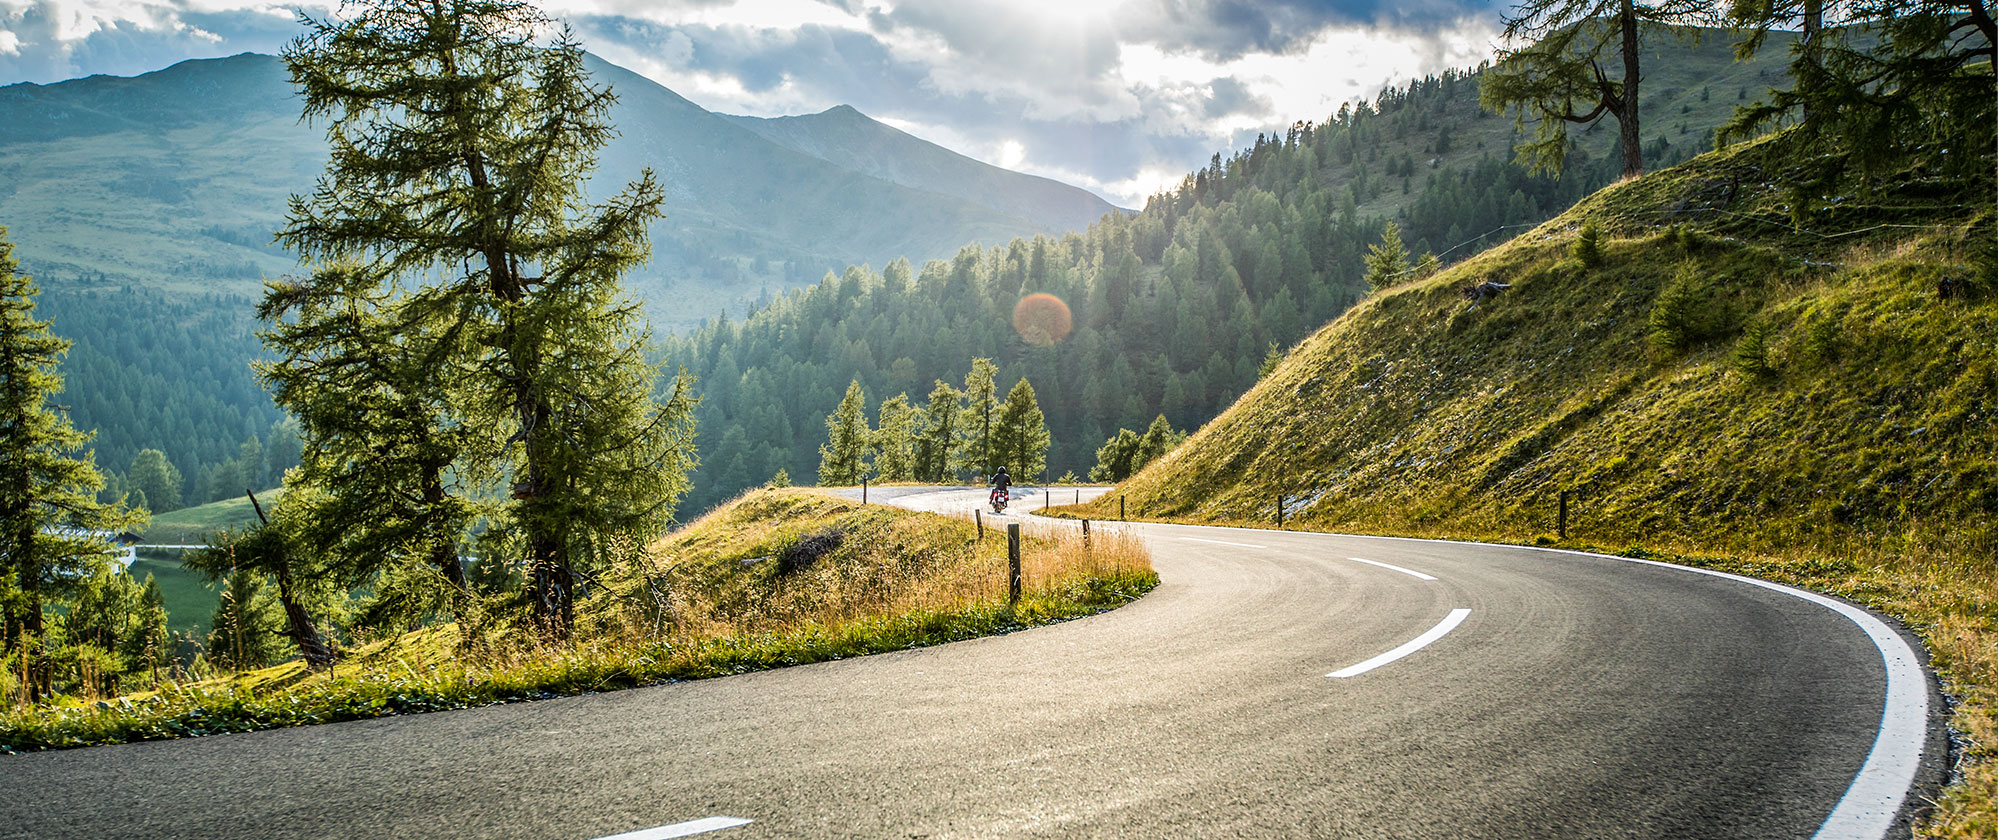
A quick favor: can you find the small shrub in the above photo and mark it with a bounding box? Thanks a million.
[1574,222,1604,268]
[1732,320,1774,380]
[1648,264,1708,356]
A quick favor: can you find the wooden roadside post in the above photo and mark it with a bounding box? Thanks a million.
[1120,495,1126,521]
[1276,494,1285,529]
[1082,519,1092,551]
[975,509,984,539]
[1007,523,1022,607]
[1558,490,1570,540]
[862,480,867,505]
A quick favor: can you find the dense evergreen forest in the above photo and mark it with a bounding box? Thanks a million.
[37,284,297,511]
[662,64,1703,514]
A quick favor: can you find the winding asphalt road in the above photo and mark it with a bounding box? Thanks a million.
[0,485,1947,839]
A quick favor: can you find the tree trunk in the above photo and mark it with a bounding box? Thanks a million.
[13,537,46,701]
[1617,0,1644,179]
[421,464,466,592]
[273,562,334,668]
[1800,0,1823,125]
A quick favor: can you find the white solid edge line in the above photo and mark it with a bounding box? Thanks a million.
[1599,554,1928,840]
[1242,524,1926,840]
[1344,556,1438,581]
[595,817,754,840]
[1180,536,1265,548]
[1328,608,1471,678]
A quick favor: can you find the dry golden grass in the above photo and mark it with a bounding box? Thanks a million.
[1,488,1156,751]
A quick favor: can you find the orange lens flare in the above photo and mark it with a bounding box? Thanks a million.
[1011,293,1073,346]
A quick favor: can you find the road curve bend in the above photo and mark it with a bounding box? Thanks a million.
[0,485,1947,840]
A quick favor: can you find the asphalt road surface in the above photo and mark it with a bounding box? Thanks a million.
[1,486,1946,839]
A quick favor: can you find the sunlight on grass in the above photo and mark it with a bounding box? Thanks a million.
[0,488,1155,751]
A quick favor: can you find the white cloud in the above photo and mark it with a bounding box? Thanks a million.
[0,29,19,56]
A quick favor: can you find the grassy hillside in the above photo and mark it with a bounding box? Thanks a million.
[142,488,281,542]
[1071,136,1997,834]
[2,488,1155,750]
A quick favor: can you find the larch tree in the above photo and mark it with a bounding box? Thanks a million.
[912,380,961,482]
[818,379,872,486]
[127,449,183,513]
[1723,0,1995,203]
[258,262,475,599]
[989,378,1051,482]
[873,393,918,482]
[1479,0,1710,178]
[277,0,698,638]
[0,227,142,698]
[1364,222,1412,292]
[959,358,999,477]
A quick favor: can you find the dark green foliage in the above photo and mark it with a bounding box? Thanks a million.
[0,227,144,700]
[1574,222,1605,267]
[126,450,183,514]
[1648,263,1722,356]
[1090,415,1188,482]
[1090,429,1144,482]
[206,571,286,671]
[278,0,698,639]
[818,380,872,485]
[1723,0,1996,202]
[1732,319,1775,379]
[872,393,919,482]
[1480,2,1710,178]
[180,491,337,667]
[912,380,962,482]
[990,378,1051,480]
[1365,221,1412,291]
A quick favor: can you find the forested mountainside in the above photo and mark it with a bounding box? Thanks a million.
[662,26,1796,513]
[0,51,1112,508]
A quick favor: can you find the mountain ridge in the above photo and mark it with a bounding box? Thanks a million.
[726,104,1121,232]
[0,51,1115,327]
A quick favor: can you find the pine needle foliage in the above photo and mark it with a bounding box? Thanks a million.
[1364,221,1412,292]
[818,379,872,486]
[0,227,142,700]
[1480,2,1712,178]
[990,378,1052,480]
[273,0,698,639]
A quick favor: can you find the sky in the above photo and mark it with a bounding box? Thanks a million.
[0,0,1504,206]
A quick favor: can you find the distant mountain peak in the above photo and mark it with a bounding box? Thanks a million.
[726,105,1119,230]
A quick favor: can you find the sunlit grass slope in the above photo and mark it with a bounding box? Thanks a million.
[1073,136,1997,835]
[2,488,1154,751]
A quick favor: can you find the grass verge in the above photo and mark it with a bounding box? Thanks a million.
[1,489,1155,753]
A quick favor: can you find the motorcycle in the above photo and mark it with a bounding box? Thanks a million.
[989,488,1009,514]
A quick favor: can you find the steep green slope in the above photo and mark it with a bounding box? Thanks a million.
[1076,138,1998,834]
[1098,138,1994,552]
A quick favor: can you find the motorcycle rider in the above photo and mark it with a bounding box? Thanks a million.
[990,465,1012,511]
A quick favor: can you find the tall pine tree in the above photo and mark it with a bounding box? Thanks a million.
[0,227,141,699]
[990,379,1051,482]
[1479,0,1709,177]
[278,0,698,638]
[818,379,872,485]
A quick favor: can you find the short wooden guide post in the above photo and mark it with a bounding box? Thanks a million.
[1276,494,1285,528]
[1120,495,1126,521]
[1082,519,1091,552]
[1558,490,1570,540]
[975,509,984,539]
[1007,523,1022,607]
[862,480,867,505]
